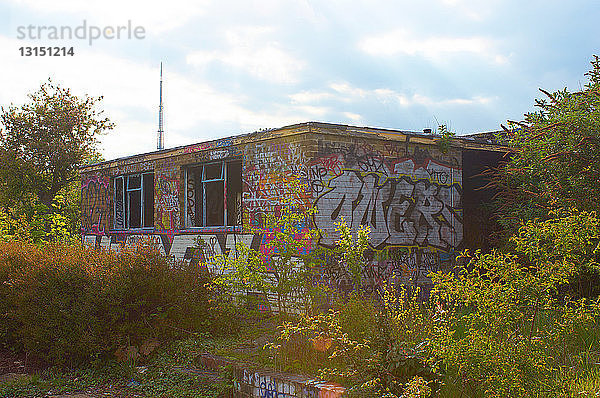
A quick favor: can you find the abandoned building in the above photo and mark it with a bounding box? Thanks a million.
[80,122,506,309]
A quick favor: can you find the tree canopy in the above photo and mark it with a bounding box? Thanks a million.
[0,80,113,209]
[495,56,600,231]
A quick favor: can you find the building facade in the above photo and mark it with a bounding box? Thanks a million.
[80,122,505,308]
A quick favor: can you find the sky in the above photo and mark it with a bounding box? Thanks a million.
[1,0,599,160]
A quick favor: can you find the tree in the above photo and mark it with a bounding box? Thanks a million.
[494,56,600,232]
[0,79,113,209]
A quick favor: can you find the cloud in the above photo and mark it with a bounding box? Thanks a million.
[343,111,362,122]
[291,81,495,108]
[187,26,305,84]
[358,29,504,63]
[0,34,310,159]
[289,90,333,104]
[3,0,596,157]
[437,0,499,21]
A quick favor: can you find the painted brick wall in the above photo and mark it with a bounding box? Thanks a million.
[305,128,462,295]
[81,126,463,308]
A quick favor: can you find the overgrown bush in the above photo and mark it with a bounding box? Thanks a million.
[0,239,228,366]
[268,222,442,397]
[430,210,600,397]
[494,56,600,245]
[210,203,324,316]
[274,288,442,397]
[0,192,80,245]
[271,212,600,397]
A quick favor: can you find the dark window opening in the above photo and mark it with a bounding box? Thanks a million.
[205,181,224,226]
[143,173,154,228]
[227,161,242,226]
[113,172,154,230]
[462,149,506,250]
[185,159,242,228]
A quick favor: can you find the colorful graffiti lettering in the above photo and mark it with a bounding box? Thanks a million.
[113,160,155,176]
[81,174,110,235]
[182,137,233,154]
[156,173,180,233]
[243,142,311,225]
[313,143,462,251]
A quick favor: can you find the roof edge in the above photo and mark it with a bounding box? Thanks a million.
[80,122,508,172]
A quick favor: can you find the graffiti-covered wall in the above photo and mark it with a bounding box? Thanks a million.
[81,123,477,309]
[242,139,312,227]
[307,135,462,295]
[81,173,111,235]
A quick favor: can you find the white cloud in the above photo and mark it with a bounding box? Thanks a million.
[329,82,368,98]
[295,80,495,108]
[187,26,305,84]
[410,93,494,106]
[0,34,311,159]
[358,29,504,63]
[0,35,168,158]
[437,0,498,21]
[343,112,362,122]
[289,90,333,104]
[295,105,329,116]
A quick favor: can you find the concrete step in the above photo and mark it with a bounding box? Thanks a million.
[196,353,346,398]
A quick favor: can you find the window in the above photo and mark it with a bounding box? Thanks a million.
[185,159,242,227]
[113,173,154,229]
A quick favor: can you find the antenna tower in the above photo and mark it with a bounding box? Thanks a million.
[157,62,165,150]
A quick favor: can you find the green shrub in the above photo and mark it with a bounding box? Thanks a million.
[430,211,600,397]
[272,212,600,397]
[0,239,224,366]
[273,287,442,397]
[271,221,442,397]
[210,202,324,316]
[0,197,80,245]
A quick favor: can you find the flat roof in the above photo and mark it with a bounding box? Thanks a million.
[81,121,507,172]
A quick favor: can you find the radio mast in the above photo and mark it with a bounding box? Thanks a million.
[157,62,165,150]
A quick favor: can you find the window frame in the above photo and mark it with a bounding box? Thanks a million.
[113,172,155,231]
[184,158,242,229]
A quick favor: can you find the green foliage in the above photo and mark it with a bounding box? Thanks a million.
[273,288,441,397]
[0,240,224,366]
[495,56,600,296]
[334,220,371,289]
[210,199,324,316]
[0,79,112,209]
[0,80,105,241]
[270,212,600,397]
[430,211,600,397]
[512,209,600,297]
[496,56,600,231]
[0,339,227,398]
[271,222,441,397]
[434,124,456,154]
[0,207,33,242]
[403,376,433,398]
[0,191,88,244]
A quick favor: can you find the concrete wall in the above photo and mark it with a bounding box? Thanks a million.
[81,124,465,308]
[197,353,346,398]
